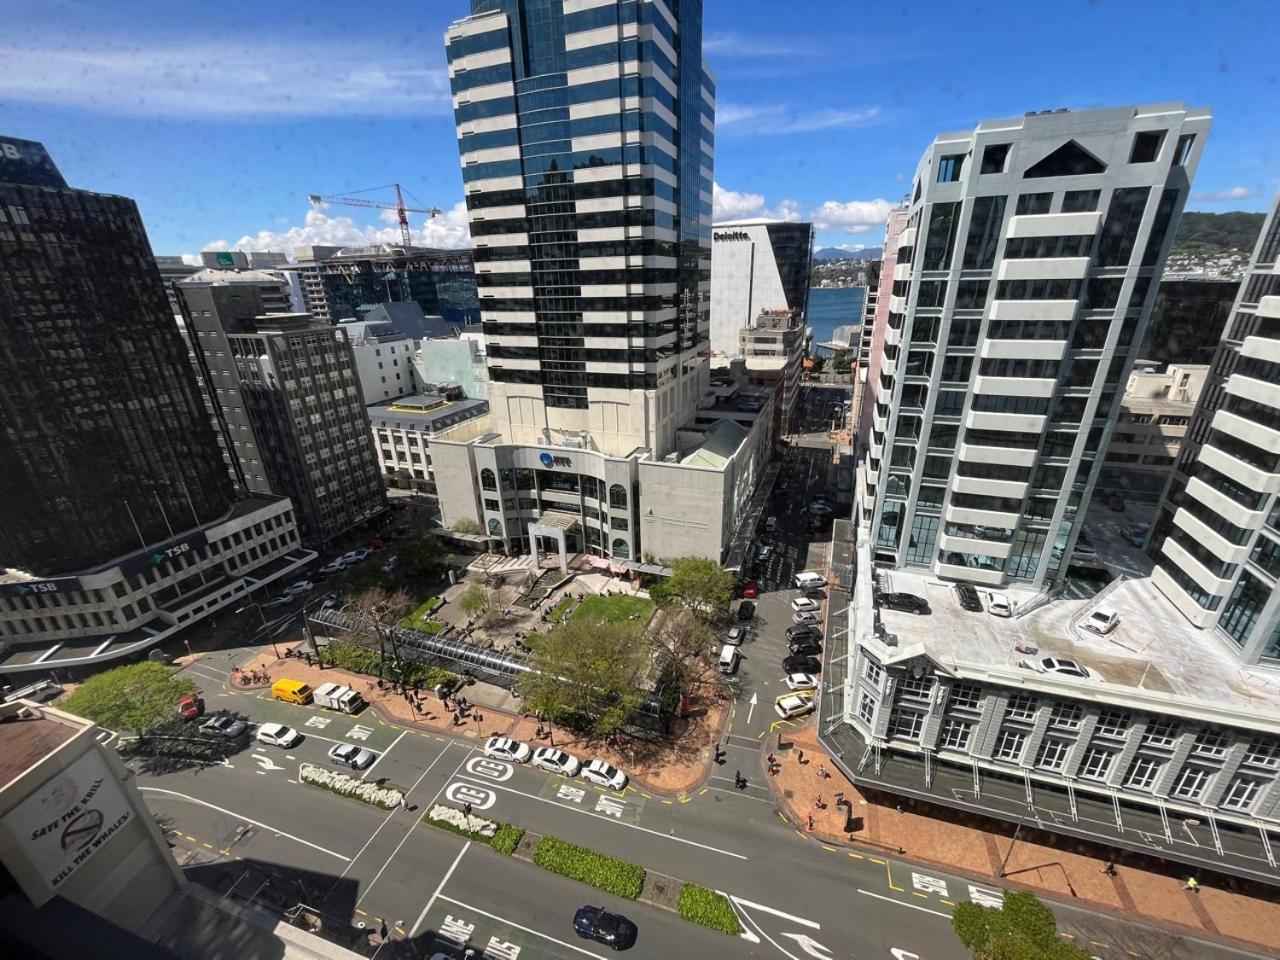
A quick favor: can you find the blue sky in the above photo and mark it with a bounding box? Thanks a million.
[3,0,1276,255]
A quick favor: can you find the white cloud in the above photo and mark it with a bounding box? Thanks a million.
[812,199,896,234]
[712,182,767,221]
[714,184,893,239]
[1192,185,1261,203]
[717,103,883,136]
[201,202,472,257]
[0,39,451,117]
[703,33,806,58]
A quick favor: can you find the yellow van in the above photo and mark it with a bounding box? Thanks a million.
[271,678,313,705]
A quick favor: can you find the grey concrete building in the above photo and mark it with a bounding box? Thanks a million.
[368,391,490,494]
[738,308,807,434]
[865,103,1210,589]
[710,219,814,356]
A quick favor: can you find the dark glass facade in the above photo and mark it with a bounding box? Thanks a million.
[0,137,235,575]
[297,249,480,327]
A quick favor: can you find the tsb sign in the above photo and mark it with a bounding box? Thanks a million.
[0,143,19,160]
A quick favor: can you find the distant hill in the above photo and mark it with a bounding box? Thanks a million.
[813,246,882,262]
[1172,211,1265,257]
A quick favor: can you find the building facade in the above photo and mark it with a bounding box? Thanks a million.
[292,244,480,327]
[739,308,806,434]
[865,104,1210,589]
[1154,195,1280,662]
[709,218,814,356]
[369,391,490,493]
[341,320,422,403]
[855,206,909,460]
[1140,278,1239,367]
[0,136,238,577]
[414,328,490,400]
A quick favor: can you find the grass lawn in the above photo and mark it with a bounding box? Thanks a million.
[547,595,576,620]
[571,593,655,624]
[401,596,444,631]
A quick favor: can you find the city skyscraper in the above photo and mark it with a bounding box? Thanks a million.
[864,104,1210,588]
[1153,194,1280,662]
[0,136,235,575]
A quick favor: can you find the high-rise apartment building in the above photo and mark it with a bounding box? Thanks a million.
[1153,195,1280,661]
[865,104,1209,589]
[855,205,909,455]
[709,219,814,356]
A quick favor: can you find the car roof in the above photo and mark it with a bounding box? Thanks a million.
[260,722,283,733]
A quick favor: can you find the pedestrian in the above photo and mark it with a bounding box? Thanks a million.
[463,801,472,818]
[1102,862,1117,878]
[399,795,407,809]
[797,748,804,765]
[379,921,388,941]
[818,763,828,779]
[1185,876,1200,893]
[452,712,460,727]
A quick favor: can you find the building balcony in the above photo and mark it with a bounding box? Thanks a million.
[996,257,1091,282]
[1184,476,1268,536]
[890,295,907,314]
[1161,538,1236,596]
[1211,409,1280,456]
[980,338,1068,361]
[951,474,1029,500]
[884,325,901,347]
[893,261,913,281]
[1172,502,1253,565]
[973,375,1057,398]
[898,226,917,249]
[958,441,1039,468]
[1225,371,1280,411]
[873,406,887,434]
[1151,564,1221,629]
[1240,334,1280,365]
[988,299,1078,322]
[937,531,1014,559]
[965,409,1048,434]
[935,560,1006,587]
[1258,295,1280,319]
[1197,443,1280,496]
[870,436,884,463]
[946,504,1022,529]
[1006,211,1102,238]
[881,355,897,377]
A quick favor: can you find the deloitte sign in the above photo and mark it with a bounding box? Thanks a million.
[713,230,750,242]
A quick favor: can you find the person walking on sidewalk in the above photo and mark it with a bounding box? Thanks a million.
[1185,876,1201,893]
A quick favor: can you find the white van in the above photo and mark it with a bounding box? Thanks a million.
[1083,606,1120,635]
[794,572,826,591]
[718,644,740,675]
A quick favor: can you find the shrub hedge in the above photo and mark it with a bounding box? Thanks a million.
[321,641,455,691]
[421,810,524,856]
[532,836,645,899]
[676,883,741,935]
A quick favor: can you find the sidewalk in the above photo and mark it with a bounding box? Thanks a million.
[768,723,1280,954]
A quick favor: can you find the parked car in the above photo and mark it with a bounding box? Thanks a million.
[988,595,1013,617]
[956,584,983,612]
[1036,657,1100,681]
[581,759,628,791]
[382,555,399,574]
[878,592,930,615]
[756,544,775,562]
[256,723,302,748]
[1126,523,1150,547]
[736,600,756,621]
[785,672,819,691]
[342,548,373,565]
[532,747,582,777]
[782,653,821,674]
[484,736,532,764]
[741,580,760,599]
[201,714,246,738]
[725,626,747,646]
[176,693,203,721]
[792,610,820,625]
[328,742,377,770]
[774,691,816,719]
[284,580,314,596]
[785,624,820,642]
[573,906,637,950]
[1082,607,1120,635]
[764,516,779,533]
[791,597,819,613]
[319,560,347,577]
[261,594,292,609]
[788,638,821,657]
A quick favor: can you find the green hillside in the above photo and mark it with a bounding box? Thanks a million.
[1171,211,1265,256]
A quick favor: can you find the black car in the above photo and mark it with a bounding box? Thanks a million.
[788,638,822,656]
[785,624,820,642]
[956,584,983,612]
[574,906,637,950]
[879,592,930,615]
[737,600,756,621]
[783,653,821,674]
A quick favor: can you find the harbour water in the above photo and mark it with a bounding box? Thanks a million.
[807,287,864,355]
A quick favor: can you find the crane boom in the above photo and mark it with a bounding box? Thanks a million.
[307,183,443,248]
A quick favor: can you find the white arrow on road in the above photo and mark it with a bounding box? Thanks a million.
[251,752,285,772]
[746,692,758,724]
[781,933,834,958]
[891,950,921,960]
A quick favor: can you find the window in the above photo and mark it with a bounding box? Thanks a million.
[888,710,924,742]
[1005,694,1038,722]
[1129,130,1165,163]
[922,202,961,270]
[1079,747,1116,781]
[609,483,628,509]
[962,195,1007,270]
[940,719,973,751]
[1015,192,1052,215]
[1221,571,1269,647]
[1244,736,1280,767]
[1035,738,1070,772]
[864,658,884,686]
[980,143,1010,174]
[1191,728,1230,758]
[1024,139,1107,178]
[1096,186,1151,267]
[1123,756,1163,791]
[994,729,1027,762]
[1062,189,1100,212]
[937,154,965,182]
[905,514,940,565]
[1170,764,1214,801]
[1221,776,1262,811]
[480,468,497,490]
[1096,709,1132,738]
[1173,133,1196,166]
[1142,719,1181,748]
[899,675,934,701]
[950,682,982,709]
[858,693,876,724]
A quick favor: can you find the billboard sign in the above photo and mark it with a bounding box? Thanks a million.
[118,530,209,579]
[0,576,83,599]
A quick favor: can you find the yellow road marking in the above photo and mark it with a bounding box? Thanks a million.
[777,811,790,824]
[220,848,231,855]
[679,796,691,804]
[912,892,929,899]
[185,834,198,842]
[1126,952,1142,957]
[794,829,806,839]
[698,787,708,796]
[355,909,367,917]
[641,792,652,799]
[202,843,214,850]
[1060,933,1076,939]
[940,899,956,907]
[848,852,863,860]
[1090,943,1108,949]
[870,857,887,865]
[821,845,837,852]
[661,799,672,805]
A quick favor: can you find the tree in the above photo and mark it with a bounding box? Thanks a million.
[652,608,716,685]
[345,586,415,680]
[396,531,445,584]
[451,518,482,535]
[62,661,198,732]
[952,890,1090,960]
[459,583,489,619]
[650,556,734,619]
[517,618,651,738]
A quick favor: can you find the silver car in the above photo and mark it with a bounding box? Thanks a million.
[328,742,377,770]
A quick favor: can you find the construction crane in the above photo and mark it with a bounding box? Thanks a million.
[307,183,442,249]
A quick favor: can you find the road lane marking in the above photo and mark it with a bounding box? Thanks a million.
[452,772,748,860]
[361,730,406,779]
[139,787,351,862]
[856,888,949,918]
[728,895,820,929]
[435,894,609,959]
[408,842,470,938]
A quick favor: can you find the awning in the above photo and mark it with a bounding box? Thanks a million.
[586,555,611,569]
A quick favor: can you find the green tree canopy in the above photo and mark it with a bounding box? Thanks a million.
[649,556,735,619]
[62,661,198,733]
[396,531,446,584]
[952,890,1089,960]
[459,583,490,619]
[451,518,482,535]
[517,617,651,738]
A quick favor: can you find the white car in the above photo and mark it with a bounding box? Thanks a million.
[284,580,314,596]
[725,626,747,645]
[1036,657,1101,681]
[1082,607,1120,635]
[532,747,582,777]
[343,548,373,565]
[774,692,816,719]
[262,594,292,609]
[785,672,818,691]
[756,544,774,562]
[792,610,820,625]
[791,597,819,613]
[581,759,628,791]
[256,722,302,748]
[484,736,532,764]
[988,596,1013,618]
[328,742,377,769]
[319,560,347,576]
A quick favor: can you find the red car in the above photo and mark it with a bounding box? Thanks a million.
[741,580,760,599]
[177,694,203,721]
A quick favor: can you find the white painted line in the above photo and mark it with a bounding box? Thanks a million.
[435,893,610,959]
[453,772,748,860]
[138,787,351,862]
[856,888,949,919]
[361,729,406,780]
[737,909,802,960]
[408,842,470,938]
[729,895,820,929]
[704,784,773,804]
